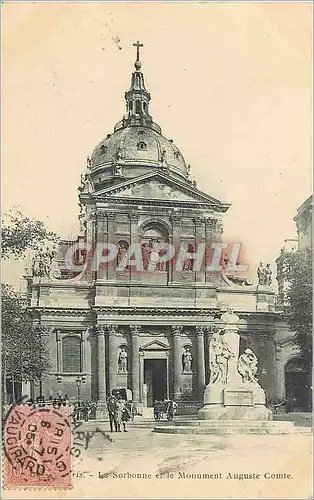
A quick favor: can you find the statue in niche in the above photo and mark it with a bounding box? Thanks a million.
[209,330,234,385]
[118,347,128,373]
[117,242,128,271]
[141,242,151,271]
[182,347,193,373]
[237,348,258,383]
[156,242,166,271]
[182,242,194,271]
[264,263,272,287]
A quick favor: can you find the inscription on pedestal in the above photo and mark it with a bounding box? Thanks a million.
[224,389,254,406]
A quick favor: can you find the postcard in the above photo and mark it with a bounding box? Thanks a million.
[2,2,312,499]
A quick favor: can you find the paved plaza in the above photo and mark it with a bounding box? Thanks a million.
[61,417,312,500]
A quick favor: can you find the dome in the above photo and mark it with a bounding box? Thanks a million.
[90,125,188,182]
[87,44,191,189]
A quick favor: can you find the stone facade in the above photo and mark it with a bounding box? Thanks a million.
[26,47,280,411]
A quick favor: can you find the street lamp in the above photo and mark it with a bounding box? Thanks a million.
[76,375,86,404]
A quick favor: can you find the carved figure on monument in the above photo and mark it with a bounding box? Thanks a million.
[182,347,193,373]
[32,247,56,278]
[257,262,266,285]
[221,305,240,329]
[264,263,272,287]
[118,347,128,373]
[209,331,234,385]
[32,251,41,277]
[237,348,258,383]
[161,149,167,166]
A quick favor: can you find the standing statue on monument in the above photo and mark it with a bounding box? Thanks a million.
[264,263,272,287]
[257,262,266,285]
[209,330,234,385]
[237,348,258,383]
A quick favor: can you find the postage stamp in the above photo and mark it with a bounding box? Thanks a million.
[3,403,72,489]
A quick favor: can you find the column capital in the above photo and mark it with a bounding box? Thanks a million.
[170,214,181,224]
[106,325,118,335]
[193,217,205,225]
[107,212,116,220]
[130,325,141,335]
[95,326,105,336]
[129,213,140,222]
[172,325,183,336]
[195,326,205,336]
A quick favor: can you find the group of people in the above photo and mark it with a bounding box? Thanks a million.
[107,392,132,432]
[153,399,178,421]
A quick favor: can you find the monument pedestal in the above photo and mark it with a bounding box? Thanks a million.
[198,382,272,421]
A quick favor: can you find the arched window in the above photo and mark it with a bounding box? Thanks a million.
[62,336,81,373]
[99,144,107,155]
[135,100,141,114]
[137,141,147,151]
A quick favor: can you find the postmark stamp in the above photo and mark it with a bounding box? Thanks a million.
[3,403,72,489]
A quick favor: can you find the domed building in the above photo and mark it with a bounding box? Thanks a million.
[27,44,280,415]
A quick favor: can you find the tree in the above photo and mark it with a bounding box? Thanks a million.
[2,209,58,260]
[280,248,312,370]
[1,209,57,402]
[2,284,51,402]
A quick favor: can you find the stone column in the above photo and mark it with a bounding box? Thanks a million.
[107,325,117,394]
[96,327,107,401]
[85,208,96,281]
[275,345,285,400]
[96,214,108,280]
[107,213,116,280]
[170,215,182,283]
[260,332,277,402]
[196,326,206,399]
[130,325,141,402]
[172,326,182,400]
[194,217,206,282]
[139,351,144,403]
[129,213,140,281]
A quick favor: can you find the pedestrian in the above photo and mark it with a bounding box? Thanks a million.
[115,392,129,432]
[107,394,118,432]
[167,400,178,421]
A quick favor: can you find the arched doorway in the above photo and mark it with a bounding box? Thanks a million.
[284,357,312,411]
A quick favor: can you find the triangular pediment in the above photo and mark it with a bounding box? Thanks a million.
[93,171,229,210]
[140,339,170,351]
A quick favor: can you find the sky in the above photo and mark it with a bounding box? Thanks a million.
[2,2,312,289]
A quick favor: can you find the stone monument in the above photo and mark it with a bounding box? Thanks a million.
[198,305,272,421]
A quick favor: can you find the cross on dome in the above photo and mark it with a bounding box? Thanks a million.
[133,40,143,70]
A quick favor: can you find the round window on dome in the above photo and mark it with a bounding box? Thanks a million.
[99,144,108,155]
[137,141,147,151]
